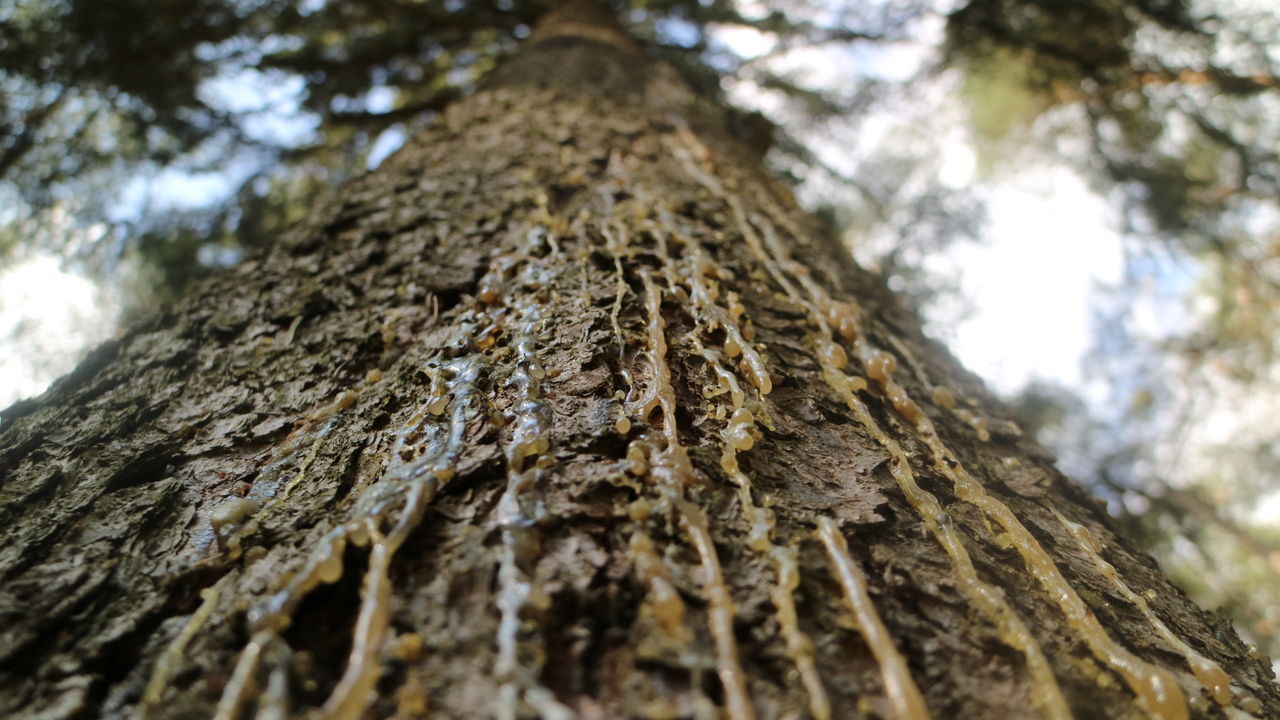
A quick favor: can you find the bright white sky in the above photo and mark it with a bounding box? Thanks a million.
[0,254,113,405]
[951,168,1124,395]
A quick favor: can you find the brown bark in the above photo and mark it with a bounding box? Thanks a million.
[1,5,1277,720]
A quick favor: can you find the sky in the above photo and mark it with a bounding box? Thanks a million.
[0,253,113,405]
[950,168,1124,396]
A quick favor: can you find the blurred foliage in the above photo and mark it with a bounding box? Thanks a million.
[4,0,1280,669]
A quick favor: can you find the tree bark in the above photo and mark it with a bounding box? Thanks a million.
[1,5,1276,719]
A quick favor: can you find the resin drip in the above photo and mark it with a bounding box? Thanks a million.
[633,269,756,720]
[215,389,353,558]
[213,341,488,720]
[138,581,225,718]
[600,223,632,399]
[1053,510,1233,708]
[493,296,572,720]
[212,364,391,561]
[749,162,1184,720]
[753,192,1006,444]
[669,224,771,396]
[817,350,1071,720]
[909,415,1188,720]
[692,329,829,718]
[629,529,692,639]
[771,545,831,720]
[666,131,1073,720]
[212,632,268,720]
[318,350,487,720]
[818,517,930,720]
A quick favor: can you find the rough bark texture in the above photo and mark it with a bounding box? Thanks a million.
[1,5,1277,720]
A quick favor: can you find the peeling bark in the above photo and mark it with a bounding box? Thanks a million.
[1,5,1277,720]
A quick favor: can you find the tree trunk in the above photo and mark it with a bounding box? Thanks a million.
[1,5,1276,719]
